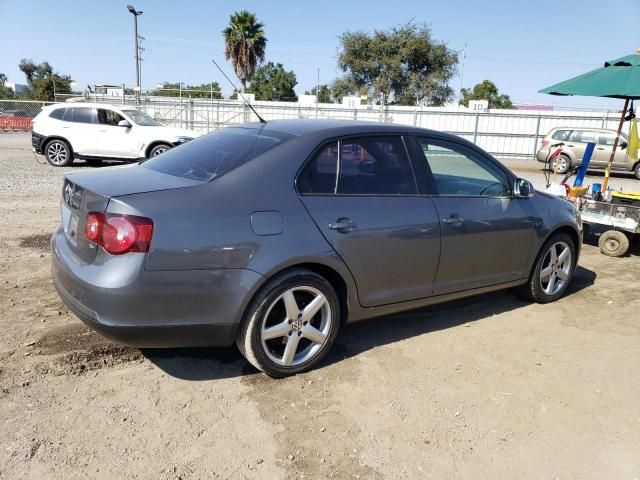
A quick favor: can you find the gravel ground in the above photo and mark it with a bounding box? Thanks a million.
[1,132,639,479]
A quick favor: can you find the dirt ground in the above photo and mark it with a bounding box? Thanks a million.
[0,132,639,479]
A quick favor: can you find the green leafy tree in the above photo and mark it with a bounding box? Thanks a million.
[151,82,222,99]
[329,78,367,103]
[305,84,331,103]
[460,80,514,109]
[223,10,267,92]
[18,59,72,101]
[246,62,297,101]
[337,22,458,106]
[0,73,16,99]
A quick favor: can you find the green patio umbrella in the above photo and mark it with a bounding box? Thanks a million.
[539,51,640,191]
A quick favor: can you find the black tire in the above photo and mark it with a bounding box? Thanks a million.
[237,269,341,378]
[84,158,103,167]
[519,232,577,303]
[552,154,571,174]
[633,162,640,180]
[598,230,629,257]
[148,143,172,158]
[44,139,73,167]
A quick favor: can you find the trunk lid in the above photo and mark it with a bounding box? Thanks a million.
[60,164,203,262]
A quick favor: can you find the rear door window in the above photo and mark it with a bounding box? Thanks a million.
[337,136,417,195]
[297,142,338,194]
[63,107,94,124]
[143,127,292,181]
[569,130,596,143]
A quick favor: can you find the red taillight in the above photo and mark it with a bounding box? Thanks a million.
[85,212,102,243]
[84,212,153,255]
[541,140,549,148]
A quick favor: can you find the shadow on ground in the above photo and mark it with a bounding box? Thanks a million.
[144,265,596,381]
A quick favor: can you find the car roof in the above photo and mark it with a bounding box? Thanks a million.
[46,103,134,111]
[235,118,459,140]
[549,126,617,133]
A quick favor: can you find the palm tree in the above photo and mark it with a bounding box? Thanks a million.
[223,11,267,92]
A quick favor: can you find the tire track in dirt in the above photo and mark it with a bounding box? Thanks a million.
[241,353,383,479]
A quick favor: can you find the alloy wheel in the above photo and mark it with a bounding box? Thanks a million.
[539,241,572,295]
[47,142,68,165]
[552,156,568,173]
[152,146,169,156]
[260,286,332,367]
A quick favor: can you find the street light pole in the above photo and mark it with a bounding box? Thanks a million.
[127,5,143,104]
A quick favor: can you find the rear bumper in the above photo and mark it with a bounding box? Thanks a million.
[535,149,548,163]
[53,275,238,347]
[51,227,263,348]
[32,132,45,154]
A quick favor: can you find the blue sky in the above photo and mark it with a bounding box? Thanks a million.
[2,0,639,109]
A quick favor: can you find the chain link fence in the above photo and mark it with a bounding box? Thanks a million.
[0,100,56,131]
[1,97,622,159]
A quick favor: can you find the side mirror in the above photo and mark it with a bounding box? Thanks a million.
[514,178,535,198]
[620,140,628,149]
[118,120,131,128]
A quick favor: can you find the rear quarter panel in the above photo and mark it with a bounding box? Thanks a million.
[107,135,359,324]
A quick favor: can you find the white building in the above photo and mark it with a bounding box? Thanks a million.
[93,84,124,97]
[6,82,28,95]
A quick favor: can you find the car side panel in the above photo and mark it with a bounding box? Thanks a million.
[432,196,534,295]
[301,195,441,306]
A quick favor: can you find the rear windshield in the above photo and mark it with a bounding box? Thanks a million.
[142,127,293,181]
[551,129,571,141]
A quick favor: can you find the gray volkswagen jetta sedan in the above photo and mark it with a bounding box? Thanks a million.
[52,119,582,377]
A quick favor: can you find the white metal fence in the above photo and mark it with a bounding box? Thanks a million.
[0,97,623,159]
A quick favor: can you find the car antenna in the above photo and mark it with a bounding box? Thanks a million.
[211,58,266,124]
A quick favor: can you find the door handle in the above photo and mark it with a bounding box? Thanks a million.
[328,218,355,233]
[597,147,605,150]
[442,216,464,225]
[566,144,574,147]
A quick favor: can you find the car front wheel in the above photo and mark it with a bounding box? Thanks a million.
[520,232,577,303]
[237,269,341,378]
[149,143,172,158]
[45,139,73,167]
[634,162,640,180]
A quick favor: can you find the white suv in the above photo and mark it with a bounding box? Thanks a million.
[32,103,196,166]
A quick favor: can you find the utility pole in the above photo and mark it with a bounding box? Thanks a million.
[459,43,467,101]
[315,68,320,118]
[127,5,143,104]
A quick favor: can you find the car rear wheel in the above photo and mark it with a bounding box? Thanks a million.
[519,232,576,303]
[237,269,341,378]
[149,143,171,158]
[633,162,640,180]
[45,139,73,167]
[551,154,571,174]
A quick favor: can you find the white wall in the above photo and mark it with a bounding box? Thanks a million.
[69,94,627,158]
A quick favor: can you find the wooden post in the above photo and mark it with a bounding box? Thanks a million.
[602,98,629,193]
